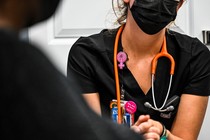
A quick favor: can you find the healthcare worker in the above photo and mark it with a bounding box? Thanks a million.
[67,0,210,139]
[0,0,146,139]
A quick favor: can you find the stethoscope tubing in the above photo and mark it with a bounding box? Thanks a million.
[114,24,175,124]
[114,25,125,124]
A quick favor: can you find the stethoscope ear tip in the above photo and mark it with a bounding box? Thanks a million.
[144,102,152,108]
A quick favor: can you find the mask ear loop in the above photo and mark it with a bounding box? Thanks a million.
[114,24,125,124]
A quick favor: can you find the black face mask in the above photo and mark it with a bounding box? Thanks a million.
[130,0,179,35]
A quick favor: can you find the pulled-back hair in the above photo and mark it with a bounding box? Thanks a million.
[112,0,128,26]
[111,0,185,26]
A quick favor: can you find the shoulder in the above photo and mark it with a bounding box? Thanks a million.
[167,30,210,56]
[70,28,118,54]
[0,29,66,89]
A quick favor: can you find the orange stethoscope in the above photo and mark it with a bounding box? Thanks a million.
[113,25,175,124]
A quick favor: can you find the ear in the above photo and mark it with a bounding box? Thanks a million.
[177,0,184,10]
[124,0,129,3]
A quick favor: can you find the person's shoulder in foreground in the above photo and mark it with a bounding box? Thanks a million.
[0,0,144,139]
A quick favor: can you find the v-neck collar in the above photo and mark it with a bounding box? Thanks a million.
[117,35,152,97]
[107,28,175,101]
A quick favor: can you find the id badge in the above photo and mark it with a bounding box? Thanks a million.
[110,99,137,127]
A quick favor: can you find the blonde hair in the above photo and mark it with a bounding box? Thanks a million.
[112,0,128,26]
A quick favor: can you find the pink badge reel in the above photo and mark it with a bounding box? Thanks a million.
[125,101,137,114]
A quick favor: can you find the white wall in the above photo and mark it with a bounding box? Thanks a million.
[29,0,210,139]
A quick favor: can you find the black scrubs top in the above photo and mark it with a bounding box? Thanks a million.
[67,28,210,129]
